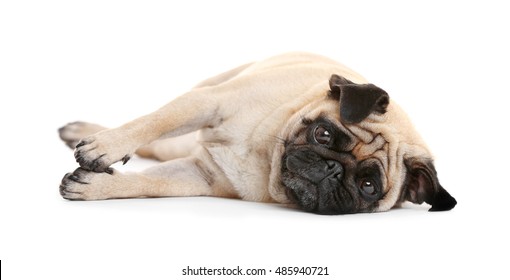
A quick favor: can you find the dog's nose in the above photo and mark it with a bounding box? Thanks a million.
[325,160,343,177]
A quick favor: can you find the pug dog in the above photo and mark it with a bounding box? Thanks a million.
[59,52,457,214]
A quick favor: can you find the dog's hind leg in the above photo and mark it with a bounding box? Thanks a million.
[193,62,253,88]
[135,132,199,161]
[59,122,107,149]
[60,147,236,200]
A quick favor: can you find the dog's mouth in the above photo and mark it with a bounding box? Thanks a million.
[283,172,362,215]
[279,140,390,214]
[283,177,319,212]
[280,153,360,214]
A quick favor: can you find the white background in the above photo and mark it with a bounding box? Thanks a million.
[1,0,508,279]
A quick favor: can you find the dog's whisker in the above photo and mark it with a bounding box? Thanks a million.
[263,134,288,145]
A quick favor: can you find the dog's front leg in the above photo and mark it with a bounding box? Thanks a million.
[61,148,237,200]
[74,88,221,172]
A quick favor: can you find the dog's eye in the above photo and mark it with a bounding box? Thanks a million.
[360,180,376,195]
[314,125,332,145]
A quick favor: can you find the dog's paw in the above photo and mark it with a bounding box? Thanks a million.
[58,121,106,149]
[60,168,116,200]
[74,129,132,172]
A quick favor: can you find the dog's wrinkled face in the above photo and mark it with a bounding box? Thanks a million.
[281,117,386,214]
[279,75,457,214]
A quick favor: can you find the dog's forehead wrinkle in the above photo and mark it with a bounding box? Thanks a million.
[344,124,376,144]
[353,134,388,160]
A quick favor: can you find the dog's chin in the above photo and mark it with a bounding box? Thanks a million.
[283,178,319,212]
[282,174,359,215]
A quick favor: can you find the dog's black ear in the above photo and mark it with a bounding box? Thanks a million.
[328,74,390,124]
[329,74,354,99]
[401,158,457,211]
